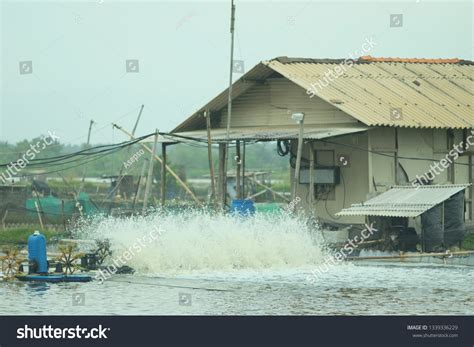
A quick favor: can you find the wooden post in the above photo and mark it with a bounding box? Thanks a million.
[34,201,44,230]
[160,143,167,206]
[309,142,315,208]
[142,130,158,214]
[218,143,227,209]
[236,140,241,199]
[112,124,201,205]
[205,110,217,207]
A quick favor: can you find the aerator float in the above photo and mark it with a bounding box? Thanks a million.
[0,231,112,283]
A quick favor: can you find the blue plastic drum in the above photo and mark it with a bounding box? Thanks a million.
[230,199,255,216]
[27,231,48,274]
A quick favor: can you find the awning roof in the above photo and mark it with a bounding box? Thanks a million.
[337,184,471,218]
[172,125,368,142]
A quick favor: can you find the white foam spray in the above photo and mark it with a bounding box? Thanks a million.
[75,210,327,275]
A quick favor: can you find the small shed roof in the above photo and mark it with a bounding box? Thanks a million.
[336,184,471,218]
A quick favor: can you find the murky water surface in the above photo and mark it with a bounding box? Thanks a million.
[1,212,472,315]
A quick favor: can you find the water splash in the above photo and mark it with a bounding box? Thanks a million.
[75,210,327,275]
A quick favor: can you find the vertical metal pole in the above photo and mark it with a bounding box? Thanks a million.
[292,119,305,200]
[160,143,167,206]
[205,110,217,207]
[142,130,158,214]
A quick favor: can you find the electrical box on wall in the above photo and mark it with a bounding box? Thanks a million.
[299,167,341,185]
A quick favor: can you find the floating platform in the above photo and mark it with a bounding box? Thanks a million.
[15,274,93,283]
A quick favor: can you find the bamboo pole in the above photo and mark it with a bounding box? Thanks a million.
[34,201,44,230]
[143,130,158,214]
[205,110,217,207]
[160,143,167,206]
[112,123,201,205]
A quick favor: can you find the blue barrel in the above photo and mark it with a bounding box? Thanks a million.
[230,199,255,216]
[27,231,48,274]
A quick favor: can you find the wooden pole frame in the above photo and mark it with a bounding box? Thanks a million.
[112,123,201,205]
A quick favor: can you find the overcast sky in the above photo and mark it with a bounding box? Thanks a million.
[1,0,472,144]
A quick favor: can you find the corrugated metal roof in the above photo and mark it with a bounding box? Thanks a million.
[337,184,471,217]
[267,57,473,129]
[172,56,473,133]
[172,125,368,142]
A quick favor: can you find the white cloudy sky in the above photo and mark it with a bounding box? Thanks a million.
[1,0,472,144]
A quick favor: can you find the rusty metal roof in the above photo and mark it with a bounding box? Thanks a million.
[172,56,473,133]
[336,184,471,218]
